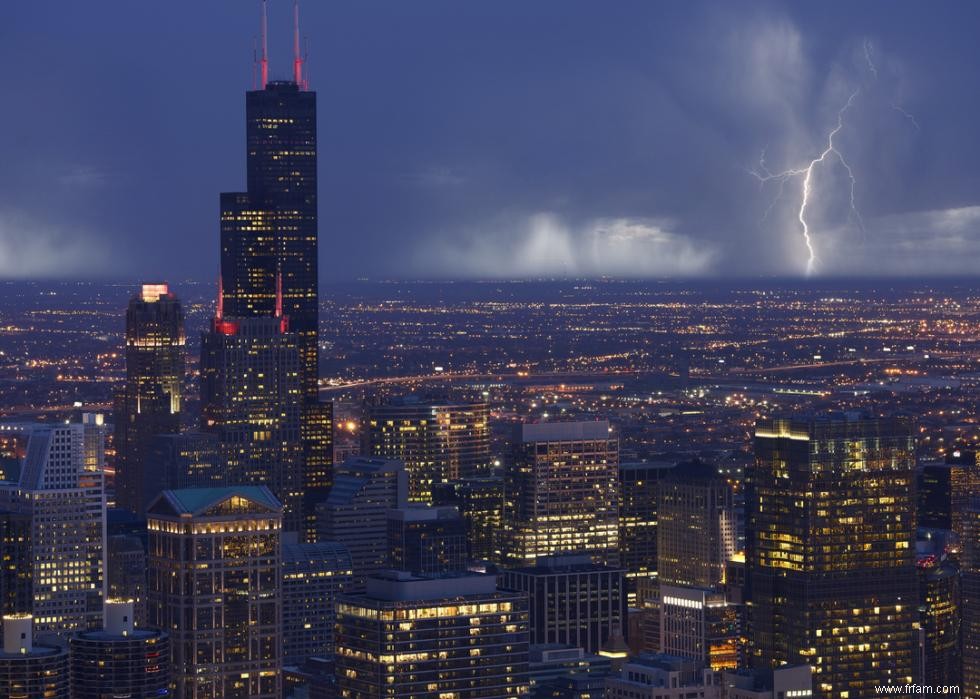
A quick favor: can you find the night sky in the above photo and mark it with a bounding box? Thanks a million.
[3,1,980,281]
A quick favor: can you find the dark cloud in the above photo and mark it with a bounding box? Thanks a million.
[1,1,979,280]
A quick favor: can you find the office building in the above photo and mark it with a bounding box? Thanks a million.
[912,557,960,687]
[619,461,675,605]
[501,555,626,654]
[0,509,31,616]
[335,571,530,698]
[0,415,106,637]
[114,283,185,514]
[200,314,304,532]
[657,460,740,670]
[367,396,491,501]
[282,540,353,666]
[106,534,148,627]
[433,476,504,562]
[501,421,619,566]
[748,415,917,698]
[316,456,407,590]
[144,431,223,506]
[147,486,282,699]
[388,504,468,574]
[961,497,980,697]
[219,14,332,530]
[0,614,69,699]
[69,599,171,698]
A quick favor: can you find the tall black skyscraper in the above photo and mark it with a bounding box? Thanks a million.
[215,1,331,537]
[114,283,185,513]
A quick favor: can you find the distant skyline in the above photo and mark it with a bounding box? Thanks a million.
[3,1,980,280]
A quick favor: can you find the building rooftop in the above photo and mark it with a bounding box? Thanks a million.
[520,420,611,443]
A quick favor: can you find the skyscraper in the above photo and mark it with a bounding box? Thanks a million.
[501,555,626,655]
[388,504,469,574]
[748,414,917,698]
[0,415,106,638]
[501,421,619,567]
[113,283,185,514]
[315,456,407,590]
[912,557,960,688]
[961,497,980,697]
[147,486,282,699]
[200,315,304,531]
[619,461,676,605]
[433,476,504,563]
[220,2,332,535]
[656,461,740,670]
[335,571,530,698]
[282,540,353,666]
[367,396,492,501]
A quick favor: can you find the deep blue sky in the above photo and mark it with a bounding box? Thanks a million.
[2,1,980,281]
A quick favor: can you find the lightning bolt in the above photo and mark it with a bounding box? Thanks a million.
[865,40,921,132]
[750,90,863,276]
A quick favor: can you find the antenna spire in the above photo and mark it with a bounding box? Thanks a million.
[293,1,305,89]
[259,0,269,89]
[217,273,224,320]
[275,267,283,319]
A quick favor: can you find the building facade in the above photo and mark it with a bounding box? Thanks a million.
[282,540,353,666]
[69,599,171,698]
[501,555,626,655]
[147,486,282,699]
[0,614,69,699]
[200,315,304,532]
[0,415,106,637]
[502,421,619,566]
[316,457,407,591]
[388,505,469,574]
[367,397,492,501]
[335,571,530,698]
[113,283,185,514]
[748,415,917,698]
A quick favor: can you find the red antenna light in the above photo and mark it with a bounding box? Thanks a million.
[293,1,305,89]
[260,0,269,89]
[275,268,283,318]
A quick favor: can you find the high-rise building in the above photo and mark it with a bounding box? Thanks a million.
[961,497,980,697]
[106,534,148,627]
[433,476,504,562]
[619,461,675,605]
[917,447,980,538]
[147,486,282,699]
[145,431,223,505]
[335,571,530,698]
[69,599,171,698]
[388,505,468,574]
[657,461,740,670]
[0,415,106,638]
[282,540,353,666]
[912,558,960,687]
[114,283,185,514]
[502,421,619,567]
[527,646,613,699]
[367,396,492,501]
[200,315,304,531]
[501,555,626,655]
[748,414,917,698]
[315,456,407,590]
[220,8,332,533]
[604,654,719,699]
[0,614,69,699]
[0,509,31,616]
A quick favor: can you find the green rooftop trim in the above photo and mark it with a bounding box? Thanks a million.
[150,485,282,517]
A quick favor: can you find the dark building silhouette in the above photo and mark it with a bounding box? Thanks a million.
[748,414,917,698]
[219,22,332,534]
[0,510,31,616]
[433,476,504,563]
[618,461,675,605]
[388,505,468,574]
[113,283,184,514]
[912,558,960,687]
[200,315,304,532]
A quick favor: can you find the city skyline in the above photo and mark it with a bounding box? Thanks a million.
[3,1,980,280]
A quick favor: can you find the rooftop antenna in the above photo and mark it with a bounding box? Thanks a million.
[293,0,305,89]
[260,0,269,89]
[252,37,258,90]
[216,272,224,320]
[275,267,283,319]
